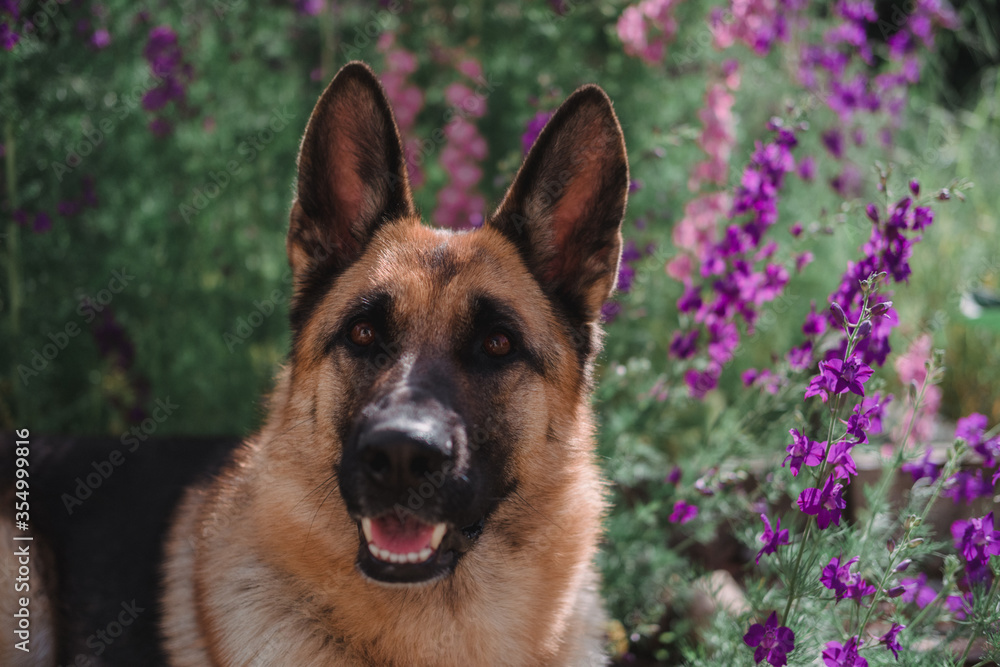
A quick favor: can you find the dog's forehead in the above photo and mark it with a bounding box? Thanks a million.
[357,219,548,327]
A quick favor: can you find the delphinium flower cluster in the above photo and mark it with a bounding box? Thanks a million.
[616,0,680,65]
[796,0,958,197]
[432,58,488,229]
[376,32,425,187]
[141,25,193,137]
[743,246,999,664]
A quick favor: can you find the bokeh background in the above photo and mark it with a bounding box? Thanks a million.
[3,0,1000,663]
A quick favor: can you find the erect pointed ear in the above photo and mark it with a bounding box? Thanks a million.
[487,85,628,330]
[288,61,414,326]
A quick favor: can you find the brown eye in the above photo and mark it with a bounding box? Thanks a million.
[483,331,512,357]
[350,321,375,347]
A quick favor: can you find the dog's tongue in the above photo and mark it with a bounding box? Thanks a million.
[370,515,435,554]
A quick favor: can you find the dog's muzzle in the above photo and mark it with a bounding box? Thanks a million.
[341,413,488,584]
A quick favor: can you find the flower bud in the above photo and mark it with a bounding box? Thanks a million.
[909,179,920,196]
[870,301,893,317]
[895,559,912,572]
[886,585,906,598]
[906,538,924,548]
[856,320,872,340]
[938,188,951,200]
[865,203,879,223]
[887,538,896,553]
[830,302,847,329]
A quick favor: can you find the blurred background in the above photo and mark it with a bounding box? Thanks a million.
[3,0,1000,662]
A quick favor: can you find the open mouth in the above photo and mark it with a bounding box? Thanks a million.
[354,513,485,584]
[360,515,447,565]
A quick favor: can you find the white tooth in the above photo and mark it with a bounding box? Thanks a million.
[361,518,373,543]
[378,547,391,561]
[406,552,419,563]
[392,553,404,564]
[430,523,447,550]
[418,548,432,561]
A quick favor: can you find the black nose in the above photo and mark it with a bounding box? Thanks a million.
[357,420,451,493]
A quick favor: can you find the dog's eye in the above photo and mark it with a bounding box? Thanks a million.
[482,331,512,357]
[350,321,376,347]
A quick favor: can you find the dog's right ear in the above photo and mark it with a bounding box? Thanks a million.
[287,61,414,303]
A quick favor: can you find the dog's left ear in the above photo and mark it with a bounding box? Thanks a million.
[288,61,414,291]
[487,85,628,326]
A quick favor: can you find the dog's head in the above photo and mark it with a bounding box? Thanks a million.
[282,62,627,585]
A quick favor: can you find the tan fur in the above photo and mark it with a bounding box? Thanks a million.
[161,221,609,666]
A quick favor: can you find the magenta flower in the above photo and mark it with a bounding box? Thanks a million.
[955,412,988,444]
[946,592,973,620]
[669,329,700,359]
[823,357,874,396]
[951,512,1000,566]
[900,574,936,608]
[901,447,940,483]
[802,301,827,336]
[822,636,868,666]
[879,623,905,661]
[783,429,825,476]
[826,441,857,480]
[668,500,698,524]
[743,611,795,666]
[521,111,554,151]
[756,513,790,564]
[944,470,994,504]
[797,475,846,530]
[820,555,874,603]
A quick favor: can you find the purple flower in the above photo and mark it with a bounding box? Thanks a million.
[946,592,973,620]
[802,301,827,336]
[787,341,813,371]
[677,284,702,313]
[797,475,846,529]
[828,357,874,396]
[944,470,994,504]
[668,500,698,524]
[951,512,1000,566]
[756,513,790,564]
[91,28,110,49]
[685,366,720,399]
[666,466,682,484]
[901,447,940,483]
[821,128,844,159]
[668,329,700,360]
[783,429,825,476]
[826,441,857,480]
[822,636,868,667]
[797,156,815,181]
[900,574,936,608]
[57,200,81,217]
[878,622,904,660]
[296,0,325,15]
[955,412,988,446]
[33,212,52,234]
[743,611,795,666]
[820,555,874,603]
[521,110,553,155]
[781,428,826,477]
[601,301,622,323]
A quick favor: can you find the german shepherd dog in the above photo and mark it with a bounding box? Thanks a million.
[1,61,628,665]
